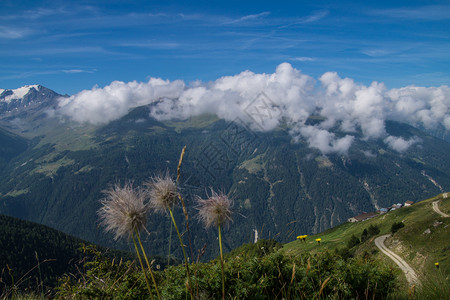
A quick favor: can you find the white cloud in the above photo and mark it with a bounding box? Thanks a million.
[387,85,450,130]
[0,26,31,39]
[224,12,271,25]
[58,78,185,124]
[294,125,354,154]
[318,72,387,139]
[361,150,376,158]
[57,63,450,154]
[293,57,314,62]
[384,136,420,152]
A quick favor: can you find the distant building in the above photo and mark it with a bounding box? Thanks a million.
[392,203,403,209]
[404,200,414,207]
[378,208,389,214]
[348,212,378,223]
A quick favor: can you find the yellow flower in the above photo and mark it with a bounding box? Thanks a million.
[316,238,322,243]
[435,262,440,268]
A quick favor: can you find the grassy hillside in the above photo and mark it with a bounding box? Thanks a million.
[283,193,450,296]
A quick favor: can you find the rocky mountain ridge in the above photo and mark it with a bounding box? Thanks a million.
[0,85,63,113]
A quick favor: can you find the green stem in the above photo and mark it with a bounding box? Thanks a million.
[135,229,162,300]
[169,208,194,299]
[132,233,154,300]
[168,220,172,266]
[218,224,225,300]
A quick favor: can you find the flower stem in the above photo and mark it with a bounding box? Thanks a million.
[132,233,154,300]
[168,208,194,299]
[218,224,225,300]
[168,220,172,266]
[135,229,162,300]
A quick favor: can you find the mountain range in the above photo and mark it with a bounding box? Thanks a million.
[0,85,449,259]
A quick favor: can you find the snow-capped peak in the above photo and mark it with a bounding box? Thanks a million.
[0,85,41,103]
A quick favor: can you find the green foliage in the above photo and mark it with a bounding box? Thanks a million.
[0,214,137,298]
[347,234,360,249]
[361,224,380,242]
[56,246,397,299]
[57,245,150,299]
[360,228,369,242]
[0,214,85,294]
[368,224,380,236]
[414,266,450,300]
[391,221,405,234]
[225,239,282,259]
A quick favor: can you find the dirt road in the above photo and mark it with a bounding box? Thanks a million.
[375,234,420,286]
[432,200,449,218]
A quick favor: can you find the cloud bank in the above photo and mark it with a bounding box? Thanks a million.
[58,63,450,154]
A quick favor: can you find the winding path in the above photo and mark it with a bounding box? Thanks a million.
[375,234,420,286]
[432,200,449,218]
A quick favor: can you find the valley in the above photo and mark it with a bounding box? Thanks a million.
[0,86,449,261]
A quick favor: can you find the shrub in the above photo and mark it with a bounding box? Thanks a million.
[361,229,369,242]
[367,224,380,236]
[347,235,360,248]
[391,222,405,234]
[56,245,149,299]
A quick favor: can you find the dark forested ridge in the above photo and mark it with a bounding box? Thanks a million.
[0,103,449,261]
[0,213,172,296]
[0,214,86,290]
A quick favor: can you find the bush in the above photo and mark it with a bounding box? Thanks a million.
[391,222,405,234]
[367,224,380,236]
[361,229,369,242]
[347,235,360,248]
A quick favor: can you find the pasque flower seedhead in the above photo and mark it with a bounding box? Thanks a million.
[196,189,232,229]
[98,183,150,240]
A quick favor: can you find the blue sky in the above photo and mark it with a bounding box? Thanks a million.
[1,0,449,95]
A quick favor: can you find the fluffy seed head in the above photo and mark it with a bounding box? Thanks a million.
[197,190,232,228]
[146,174,179,213]
[98,183,150,240]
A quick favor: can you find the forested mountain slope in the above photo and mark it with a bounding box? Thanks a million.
[1,101,449,259]
[0,214,86,290]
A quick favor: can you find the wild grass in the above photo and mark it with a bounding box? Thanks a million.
[52,240,398,299]
[1,256,55,300]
